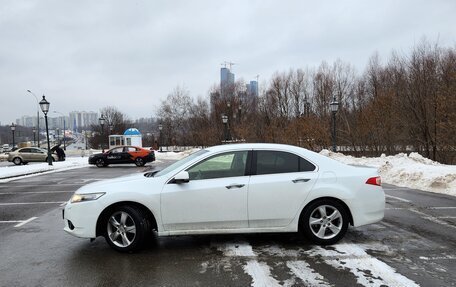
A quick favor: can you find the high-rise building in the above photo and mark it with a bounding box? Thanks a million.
[220,67,235,93]
[246,80,258,97]
[69,111,98,132]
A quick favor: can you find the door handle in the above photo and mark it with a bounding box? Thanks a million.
[225,184,245,189]
[292,178,310,183]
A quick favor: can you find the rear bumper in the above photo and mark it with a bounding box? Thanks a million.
[347,187,385,227]
[145,153,155,162]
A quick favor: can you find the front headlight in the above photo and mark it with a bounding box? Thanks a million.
[70,192,105,203]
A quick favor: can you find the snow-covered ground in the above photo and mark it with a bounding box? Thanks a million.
[321,149,456,197]
[0,157,90,182]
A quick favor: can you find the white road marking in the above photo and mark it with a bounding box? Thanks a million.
[0,190,73,195]
[308,244,420,287]
[436,216,456,219]
[243,260,281,287]
[0,220,23,223]
[386,206,456,210]
[286,261,332,287]
[385,194,411,203]
[409,208,456,230]
[0,184,81,187]
[0,201,65,206]
[383,188,411,191]
[419,255,456,261]
[14,217,38,227]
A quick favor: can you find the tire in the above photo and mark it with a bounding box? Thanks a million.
[13,157,22,165]
[301,199,349,245]
[45,157,55,162]
[104,206,149,252]
[134,157,145,167]
[96,158,106,168]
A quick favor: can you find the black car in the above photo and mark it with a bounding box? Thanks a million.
[88,146,155,167]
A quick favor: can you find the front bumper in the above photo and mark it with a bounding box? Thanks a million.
[63,200,103,238]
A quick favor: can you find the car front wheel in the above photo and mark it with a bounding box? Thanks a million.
[104,206,149,252]
[301,199,349,245]
[95,158,106,168]
[13,157,22,165]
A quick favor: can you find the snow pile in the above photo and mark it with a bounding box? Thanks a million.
[0,157,89,182]
[155,148,200,161]
[321,149,456,196]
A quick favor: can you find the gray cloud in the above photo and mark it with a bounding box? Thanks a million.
[1,0,455,124]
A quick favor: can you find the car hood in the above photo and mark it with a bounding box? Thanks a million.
[75,173,152,194]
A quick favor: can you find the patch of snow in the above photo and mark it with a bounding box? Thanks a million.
[308,243,419,287]
[321,149,456,196]
[243,260,281,287]
[286,261,332,287]
[155,148,200,161]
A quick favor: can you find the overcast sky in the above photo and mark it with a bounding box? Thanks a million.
[1,0,455,125]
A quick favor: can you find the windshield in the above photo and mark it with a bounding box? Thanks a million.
[153,149,208,177]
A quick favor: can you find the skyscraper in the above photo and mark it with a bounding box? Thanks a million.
[220,67,235,94]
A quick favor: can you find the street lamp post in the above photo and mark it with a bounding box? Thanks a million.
[158,124,163,152]
[10,123,16,149]
[329,98,340,152]
[85,131,90,150]
[32,127,36,147]
[221,115,228,142]
[27,90,40,147]
[39,96,52,166]
[98,115,106,152]
[53,111,67,150]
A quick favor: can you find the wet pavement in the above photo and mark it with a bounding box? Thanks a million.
[0,162,455,286]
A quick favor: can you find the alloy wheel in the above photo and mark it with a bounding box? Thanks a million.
[107,211,137,248]
[308,205,343,240]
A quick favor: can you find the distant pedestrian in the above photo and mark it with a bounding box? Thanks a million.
[55,145,66,161]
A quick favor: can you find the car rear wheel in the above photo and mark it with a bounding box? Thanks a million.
[104,206,149,252]
[13,157,22,165]
[301,199,349,245]
[134,157,145,167]
[96,158,106,168]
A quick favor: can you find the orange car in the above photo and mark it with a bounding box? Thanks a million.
[88,146,155,167]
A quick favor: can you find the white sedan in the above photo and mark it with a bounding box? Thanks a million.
[63,143,385,252]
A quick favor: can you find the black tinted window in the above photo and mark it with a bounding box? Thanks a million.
[19,148,32,153]
[300,157,316,172]
[256,151,298,175]
[256,151,315,175]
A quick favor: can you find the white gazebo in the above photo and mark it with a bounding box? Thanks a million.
[109,128,143,149]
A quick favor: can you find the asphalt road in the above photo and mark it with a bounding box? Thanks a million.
[0,162,455,286]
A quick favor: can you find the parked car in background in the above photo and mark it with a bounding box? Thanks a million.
[7,147,58,165]
[2,144,10,153]
[64,143,385,252]
[88,146,155,168]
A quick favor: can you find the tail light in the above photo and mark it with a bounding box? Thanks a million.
[366,176,381,186]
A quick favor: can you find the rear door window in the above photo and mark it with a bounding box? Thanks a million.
[255,151,315,175]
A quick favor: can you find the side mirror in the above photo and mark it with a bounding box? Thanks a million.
[173,171,189,184]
